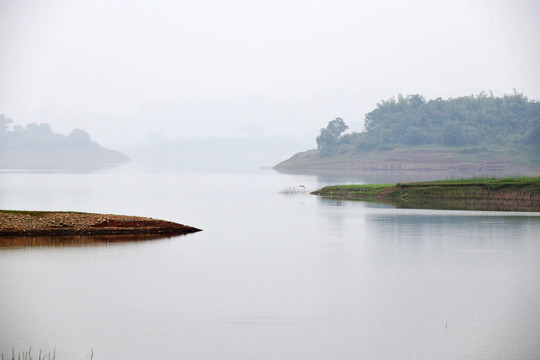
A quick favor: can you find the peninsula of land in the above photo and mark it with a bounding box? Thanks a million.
[0,211,201,236]
[274,93,540,174]
[312,177,540,212]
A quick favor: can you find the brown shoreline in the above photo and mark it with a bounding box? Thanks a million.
[0,211,202,237]
[273,149,540,174]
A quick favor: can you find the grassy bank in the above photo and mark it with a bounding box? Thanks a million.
[312,176,540,211]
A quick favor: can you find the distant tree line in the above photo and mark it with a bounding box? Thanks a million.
[0,114,130,169]
[0,114,97,150]
[316,92,540,156]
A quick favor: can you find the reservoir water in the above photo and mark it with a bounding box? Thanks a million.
[1,166,539,359]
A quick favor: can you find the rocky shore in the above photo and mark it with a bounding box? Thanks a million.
[0,211,201,236]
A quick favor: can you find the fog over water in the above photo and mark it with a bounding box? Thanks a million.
[1,0,540,149]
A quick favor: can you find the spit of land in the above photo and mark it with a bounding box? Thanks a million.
[0,211,201,236]
[312,176,540,212]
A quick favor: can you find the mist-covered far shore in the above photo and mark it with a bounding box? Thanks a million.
[0,114,130,170]
[1,112,317,173]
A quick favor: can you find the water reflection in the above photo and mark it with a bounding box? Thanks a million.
[315,190,540,212]
[0,234,186,248]
[276,168,521,185]
[2,170,539,360]
[319,196,540,212]
[394,198,540,212]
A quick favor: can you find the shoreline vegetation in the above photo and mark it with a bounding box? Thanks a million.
[312,176,540,212]
[0,211,201,237]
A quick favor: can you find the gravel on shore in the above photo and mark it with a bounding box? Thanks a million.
[0,211,201,236]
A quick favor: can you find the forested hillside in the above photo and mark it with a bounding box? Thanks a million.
[0,114,130,170]
[276,92,540,173]
[317,92,539,155]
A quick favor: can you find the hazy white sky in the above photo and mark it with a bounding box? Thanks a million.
[1,0,539,147]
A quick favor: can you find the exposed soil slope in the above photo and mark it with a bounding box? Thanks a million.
[273,147,540,175]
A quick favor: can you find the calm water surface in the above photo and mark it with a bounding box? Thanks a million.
[1,166,539,359]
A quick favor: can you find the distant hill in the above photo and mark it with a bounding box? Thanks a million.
[0,114,130,170]
[274,92,540,174]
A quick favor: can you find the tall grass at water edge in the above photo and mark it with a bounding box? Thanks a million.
[278,186,311,196]
[1,348,93,360]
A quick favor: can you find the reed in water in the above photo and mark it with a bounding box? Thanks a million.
[1,348,93,360]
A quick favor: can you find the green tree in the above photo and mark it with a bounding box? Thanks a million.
[0,114,12,137]
[316,117,349,156]
[66,128,93,147]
